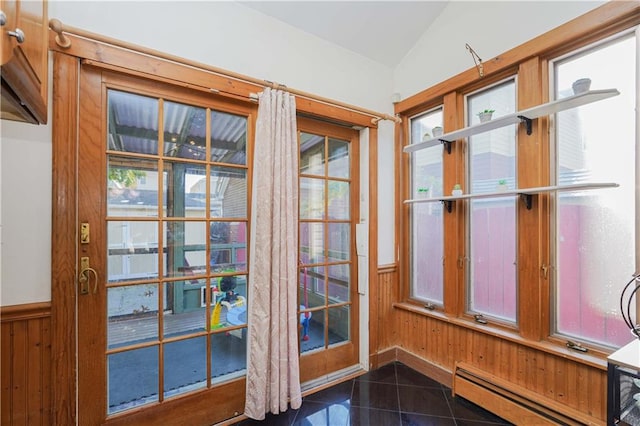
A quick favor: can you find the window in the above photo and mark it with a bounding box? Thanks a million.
[409,108,444,305]
[552,30,638,348]
[466,79,518,323]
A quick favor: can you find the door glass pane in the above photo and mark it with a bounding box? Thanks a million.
[301,308,325,353]
[300,132,325,175]
[210,166,247,218]
[108,346,159,414]
[163,280,206,338]
[107,221,158,283]
[300,222,324,264]
[108,90,159,155]
[164,221,206,278]
[328,138,349,179]
[328,180,349,220]
[328,305,349,347]
[210,110,247,165]
[300,265,325,310]
[467,80,517,323]
[107,157,158,217]
[554,33,636,348]
[107,284,159,349]
[164,337,207,398]
[163,163,207,218]
[163,101,207,160]
[328,223,350,262]
[211,331,247,383]
[328,264,349,304]
[210,221,247,273]
[410,107,444,304]
[300,178,325,219]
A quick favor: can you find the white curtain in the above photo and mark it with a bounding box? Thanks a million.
[244,88,302,419]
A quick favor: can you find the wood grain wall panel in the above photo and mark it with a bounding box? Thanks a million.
[0,303,52,425]
[376,266,400,351]
[389,308,607,422]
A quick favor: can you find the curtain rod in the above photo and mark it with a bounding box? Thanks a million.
[49,19,401,125]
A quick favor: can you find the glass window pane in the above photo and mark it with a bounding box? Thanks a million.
[164,221,206,278]
[108,90,159,155]
[412,203,444,303]
[328,264,349,304]
[163,280,206,337]
[210,110,247,165]
[410,107,444,304]
[328,180,349,220]
[210,221,247,273]
[467,80,517,322]
[211,274,247,331]
[301,308,325,353]
[210,166,247,218]
[108,221,159,283]
[162,163,207,218]
[163,101,207,160]
[300,177,325,219]
[164,337,207,398]
[328,223,350,262]
[554,33,636,348]
[300,132,325,176]
[328,138,349,179]
[108,346,159,414]
[108,284,159,349]
[108,157,158,217]
[328,305,349,347]
[211,330,247,383]
[300,222,324,264]
[300,266,325,309]
[469,198,517,321]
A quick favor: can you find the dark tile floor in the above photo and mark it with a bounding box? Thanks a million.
[237,361,513,425]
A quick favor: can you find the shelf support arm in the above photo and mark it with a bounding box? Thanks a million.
[519,193,533,210]
[441,200,454,213]
[440,139,452,154]
[517,115,533,135]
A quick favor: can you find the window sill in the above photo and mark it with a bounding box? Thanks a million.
[393,302,607,371]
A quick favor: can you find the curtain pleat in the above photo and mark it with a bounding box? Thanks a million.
[245,88,302,420]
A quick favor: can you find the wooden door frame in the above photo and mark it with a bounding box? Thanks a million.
[50,46,381,425]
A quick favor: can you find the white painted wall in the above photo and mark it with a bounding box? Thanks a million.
[393,1,605,101]
[0,0,606,306]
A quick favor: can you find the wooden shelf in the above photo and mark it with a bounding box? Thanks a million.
[404,89,620,154]
[404,182,619,211]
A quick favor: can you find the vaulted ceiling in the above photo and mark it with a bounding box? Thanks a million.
[240,1,449,68]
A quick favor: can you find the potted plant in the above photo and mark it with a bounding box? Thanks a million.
[477,109,495,123]
[432,126,443,137]
[496,178,508,192]
[571,78,591,94]
[416,187,429,199]
[451,183,463,196]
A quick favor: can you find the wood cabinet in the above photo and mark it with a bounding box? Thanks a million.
[1,0,48,124]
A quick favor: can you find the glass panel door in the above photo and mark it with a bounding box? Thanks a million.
[297,118,359,383]
[77,66,253,424]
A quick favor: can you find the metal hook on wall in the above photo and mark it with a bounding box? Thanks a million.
[465,43,484,78]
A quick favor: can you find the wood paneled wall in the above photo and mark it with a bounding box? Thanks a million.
[1,303,52,425]
[372,266,607,423]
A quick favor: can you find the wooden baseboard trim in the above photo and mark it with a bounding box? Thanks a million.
[0,301,52,322]
[396,347,453,388]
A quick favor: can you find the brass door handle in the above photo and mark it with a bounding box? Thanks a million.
[79,256,99,294]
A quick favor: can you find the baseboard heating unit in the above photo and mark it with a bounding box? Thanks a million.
[452,362,599,425]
